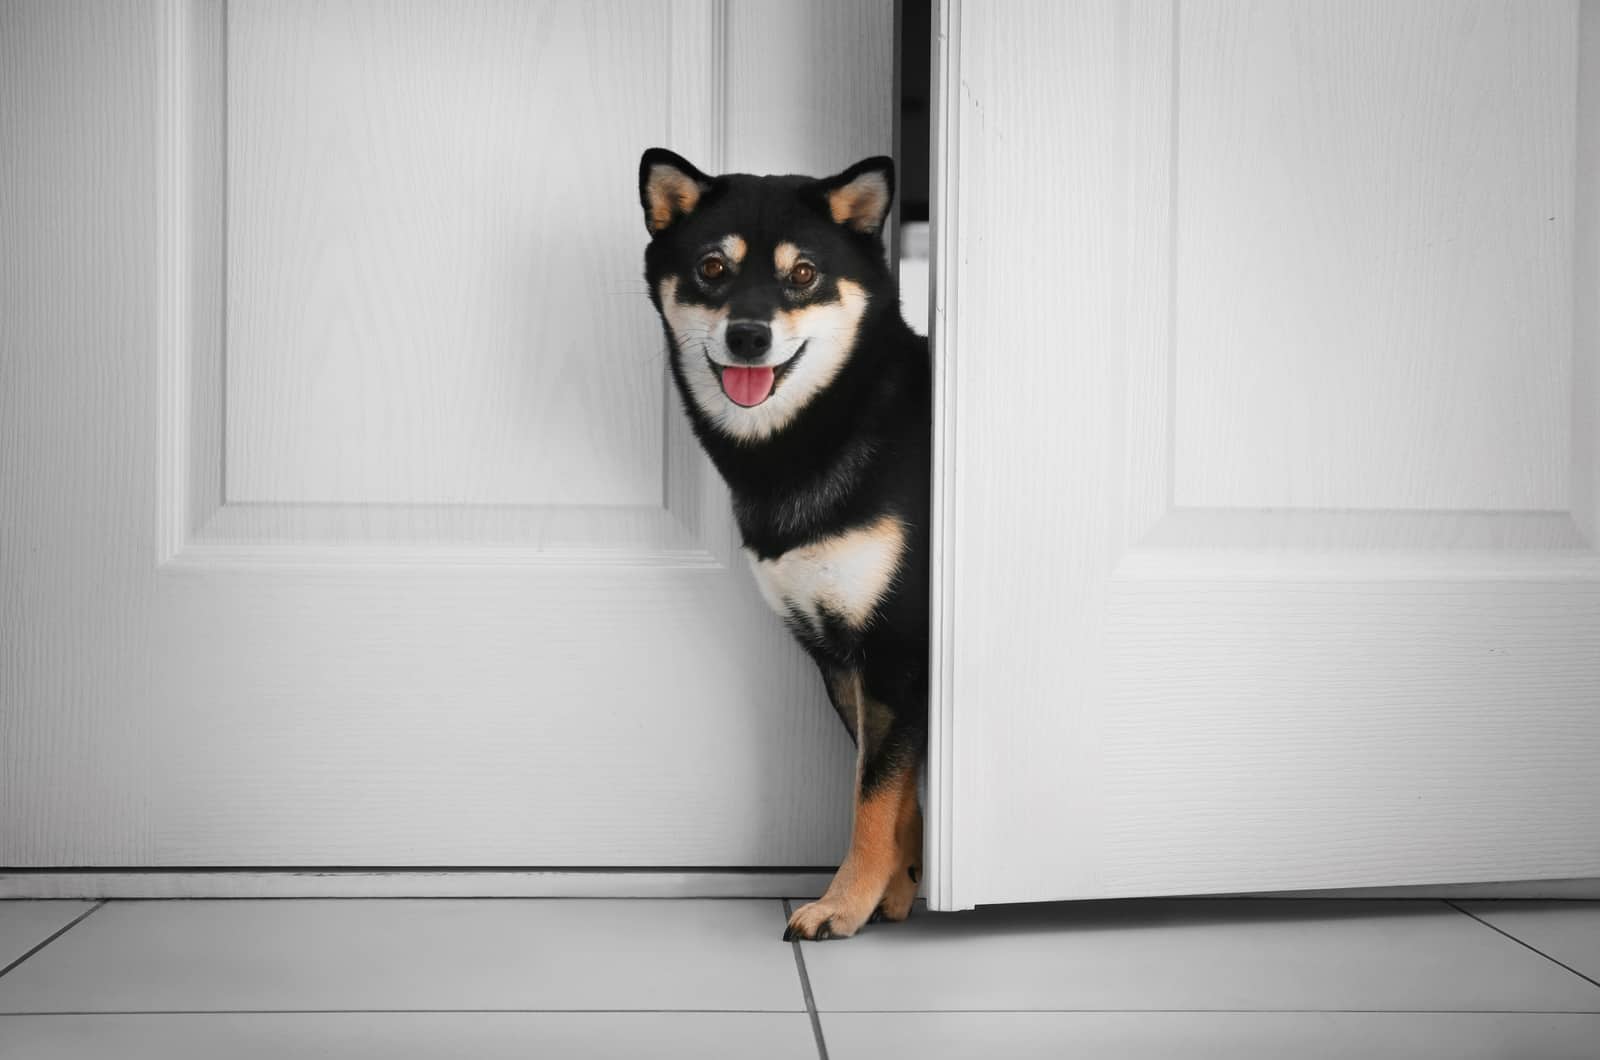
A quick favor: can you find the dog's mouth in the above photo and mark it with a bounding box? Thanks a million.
[709,342,807,408]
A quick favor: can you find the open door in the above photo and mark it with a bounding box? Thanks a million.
[927,0,1600,910]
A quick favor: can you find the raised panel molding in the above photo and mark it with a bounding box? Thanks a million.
[1119,0,1600,569]
[157,0,733,568]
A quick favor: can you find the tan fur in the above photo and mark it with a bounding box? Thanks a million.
[825,172,891,233]
[824,668,863,743]
[774,241,802,274]
[877,795,924,922]
[659,275,729,337]
[660,274,869,443]
[644,165,704,232]
[858,690,894,758]
[822,668,894,756]
[746,515,905,630]
[786,760,922,940]
[788,669,923,939]
[825,668,860,705]
[721,234,746,265]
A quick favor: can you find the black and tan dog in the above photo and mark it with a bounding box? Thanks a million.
[638,149,930,940]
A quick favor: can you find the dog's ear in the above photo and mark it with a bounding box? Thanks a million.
[807,156,895,237]
[639,148,713,235]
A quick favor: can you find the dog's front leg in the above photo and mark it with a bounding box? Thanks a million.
[785,702,923,941]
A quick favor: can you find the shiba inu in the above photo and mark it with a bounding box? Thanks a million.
[639,149,930,940]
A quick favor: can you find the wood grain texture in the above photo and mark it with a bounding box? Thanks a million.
[224,0,667,506]
[931,0,1600,909]
[160,0,741,566]
[725,0,894,176]
[1,0,163,865]
[2,0,892,870]
[1172,0,1577,513]
[1575,0,1600,545]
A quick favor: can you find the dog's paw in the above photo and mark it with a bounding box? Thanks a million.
[783,898,871,942]
[874,861,920,923]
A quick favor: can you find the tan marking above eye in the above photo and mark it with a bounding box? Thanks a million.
[774,241,801,274]
[720,234,747,264]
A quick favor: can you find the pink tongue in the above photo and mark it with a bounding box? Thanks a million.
[721,365,775,407]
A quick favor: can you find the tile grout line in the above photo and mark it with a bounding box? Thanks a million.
[0,1008,832,1016]
[3,1007,1599,1017]
[782,899,829,1060]
[1444,900,1600,992]
[0,901,107,982]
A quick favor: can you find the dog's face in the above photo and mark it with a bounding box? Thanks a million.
[639,149,894,443]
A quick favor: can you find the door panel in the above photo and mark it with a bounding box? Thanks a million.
[0,0,892,867]
[226,0,667,507]
[1173,1,1574,512]
[929,0,1600,909]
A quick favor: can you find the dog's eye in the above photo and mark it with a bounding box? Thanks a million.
[698,256,728,282]
[789,261,817,287]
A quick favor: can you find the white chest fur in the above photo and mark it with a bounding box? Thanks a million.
[745,516,906,630]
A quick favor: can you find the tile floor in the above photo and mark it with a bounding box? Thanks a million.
[0,897,1596,1058]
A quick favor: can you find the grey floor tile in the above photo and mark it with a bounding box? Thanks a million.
[0,902,96,971]
[0,1012,818,1059]
[0,899,801,1013]
[1459,902,1600,986]
[821,1012,1600,1060]
[793,899,1600,1012]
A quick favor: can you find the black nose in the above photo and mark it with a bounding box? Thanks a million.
[725,321,772,362]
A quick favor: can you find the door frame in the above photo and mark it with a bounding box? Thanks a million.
[925,0,965,913]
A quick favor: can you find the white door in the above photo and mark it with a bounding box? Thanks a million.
[928,0,1600,909]
[1,0,891,870]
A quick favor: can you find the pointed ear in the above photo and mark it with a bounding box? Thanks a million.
[809,156,895,236]
[639,148,713,235]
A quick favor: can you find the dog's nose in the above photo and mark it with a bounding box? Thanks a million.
[724,321,772,362]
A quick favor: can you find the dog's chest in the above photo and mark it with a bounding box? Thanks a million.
[745,516,905,631]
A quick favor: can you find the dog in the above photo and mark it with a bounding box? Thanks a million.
[638,149,931,940]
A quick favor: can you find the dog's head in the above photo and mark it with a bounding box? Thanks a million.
[638,149,894,443]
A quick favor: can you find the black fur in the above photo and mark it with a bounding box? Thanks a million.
[639,148,930,799]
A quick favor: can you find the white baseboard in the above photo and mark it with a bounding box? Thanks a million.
[0,871,835,900]
[3,871,1593,902]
